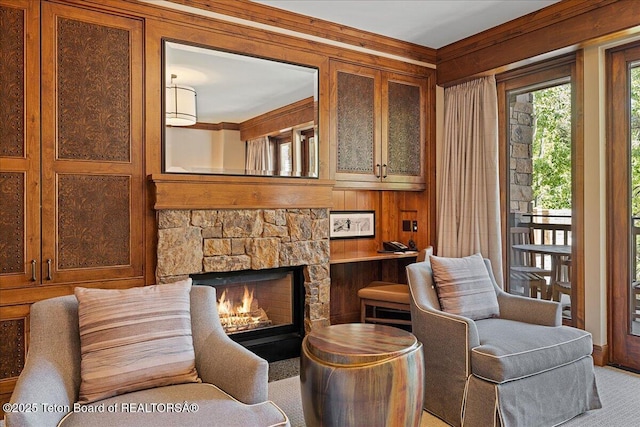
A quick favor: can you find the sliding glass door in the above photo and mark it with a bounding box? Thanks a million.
[607,41,640,371]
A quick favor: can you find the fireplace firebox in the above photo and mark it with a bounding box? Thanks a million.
[191,267,304,362]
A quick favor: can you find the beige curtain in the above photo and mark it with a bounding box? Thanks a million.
[438,75,504,286]
[245,136,275,175]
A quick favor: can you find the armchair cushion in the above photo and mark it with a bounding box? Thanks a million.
[75,280,200,403]
[58,383,289,427]
[471,318,594,383]
[430,253,500,320]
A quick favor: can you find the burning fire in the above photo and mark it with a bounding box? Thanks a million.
[217,285,271,333]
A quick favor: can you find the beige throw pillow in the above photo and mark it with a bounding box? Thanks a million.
[430,253,500,320]
[75,279,200,403]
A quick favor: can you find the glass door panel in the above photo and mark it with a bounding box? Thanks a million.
[631,64,639,336]
[505,80,574,324]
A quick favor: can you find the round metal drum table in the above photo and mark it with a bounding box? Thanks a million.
[300,323,424,427]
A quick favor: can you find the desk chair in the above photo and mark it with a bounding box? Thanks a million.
[510,227,550,298]
[358,247,432,327]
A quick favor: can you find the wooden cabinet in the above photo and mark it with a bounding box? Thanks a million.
[0,0,40,290]
[330,60,431,190]
[0,0,144,409]
[1,1,144,290]
[39,2,144,286]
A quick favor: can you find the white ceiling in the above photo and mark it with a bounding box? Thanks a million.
[253,0,560,49]
[166,42,317,123]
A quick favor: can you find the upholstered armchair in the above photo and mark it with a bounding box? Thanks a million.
[406,255,601,427]
[6,284,289,427]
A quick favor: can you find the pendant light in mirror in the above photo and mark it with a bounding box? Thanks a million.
[166,73,197,126]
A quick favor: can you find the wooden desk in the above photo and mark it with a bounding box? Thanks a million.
[330,250,419,264]
[300,323,424,427]
[329,251,419,324]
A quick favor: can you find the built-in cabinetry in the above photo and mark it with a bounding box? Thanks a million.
[330,60,431,190]
[0,0,144,406]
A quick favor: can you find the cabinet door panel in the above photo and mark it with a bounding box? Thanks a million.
[0,304,30,417]
[0,173,26,276]
[332,61,382,183]
[56,174,131,270]
[40,3,143,285]
[0,4,25,158]
[0,0,40,289]
[382,73,427,185]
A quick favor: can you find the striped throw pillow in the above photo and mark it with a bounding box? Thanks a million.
[430,253,500,320]
[75,279,200,403]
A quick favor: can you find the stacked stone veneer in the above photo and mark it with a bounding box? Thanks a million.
[156,208,331,332]
[509,93,534,214]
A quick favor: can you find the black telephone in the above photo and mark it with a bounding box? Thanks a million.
[383,241,410,252]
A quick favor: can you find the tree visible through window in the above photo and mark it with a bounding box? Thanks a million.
[531,84,572,210]
[631,66,640,217]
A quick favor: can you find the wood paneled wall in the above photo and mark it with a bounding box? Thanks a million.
[329,189,432,324]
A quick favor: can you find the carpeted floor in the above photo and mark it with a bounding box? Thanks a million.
[268,357,300,383]
[267,362,640,427]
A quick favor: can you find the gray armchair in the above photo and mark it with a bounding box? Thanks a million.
[406,257,601,427]
[6,285,289,427]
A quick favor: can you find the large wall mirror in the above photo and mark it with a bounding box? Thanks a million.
[163,41,319,177]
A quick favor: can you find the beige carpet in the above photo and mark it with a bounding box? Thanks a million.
[268,366,640,427]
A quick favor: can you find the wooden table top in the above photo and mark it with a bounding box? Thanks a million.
[330,250,419,264]
[512,244,571,256]
[305,323,419,366]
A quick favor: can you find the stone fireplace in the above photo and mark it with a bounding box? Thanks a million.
[155,208,331,338]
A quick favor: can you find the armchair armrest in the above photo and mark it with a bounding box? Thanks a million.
[6,296,81,427]
[196,332,269,404]
[409,300,479,425]
[190,286,269,405]
[497,291,561,326]
[6,358,74,427]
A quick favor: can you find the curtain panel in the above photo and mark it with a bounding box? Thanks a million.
[438,75,503,286]
[245,136,275,175]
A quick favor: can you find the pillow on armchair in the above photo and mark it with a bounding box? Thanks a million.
[429,253,500,320]
[74,279,200,403]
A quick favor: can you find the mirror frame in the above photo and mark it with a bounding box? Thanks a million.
[161,39,319,178]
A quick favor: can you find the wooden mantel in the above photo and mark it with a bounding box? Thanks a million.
[150,174,335,210]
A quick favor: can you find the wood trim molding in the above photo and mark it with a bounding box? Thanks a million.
[151,175,335,210]
[167,0,437,65]
[67,0,436,73]
[240,96,315,141]
[181,122,240,131]
[437,0,640,86]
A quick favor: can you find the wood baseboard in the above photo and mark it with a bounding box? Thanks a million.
[592,344,609,366]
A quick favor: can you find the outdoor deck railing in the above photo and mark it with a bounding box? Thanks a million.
[518,213,572,271]
[519,213,640,282]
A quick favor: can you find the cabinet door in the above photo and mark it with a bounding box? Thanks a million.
[381,72,427,186]
[0,304,30,416]
[40,3,144,285]
[0,0,40,289]
[331,61,383,184]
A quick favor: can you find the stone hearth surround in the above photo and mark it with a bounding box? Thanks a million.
[156,208,331,332]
